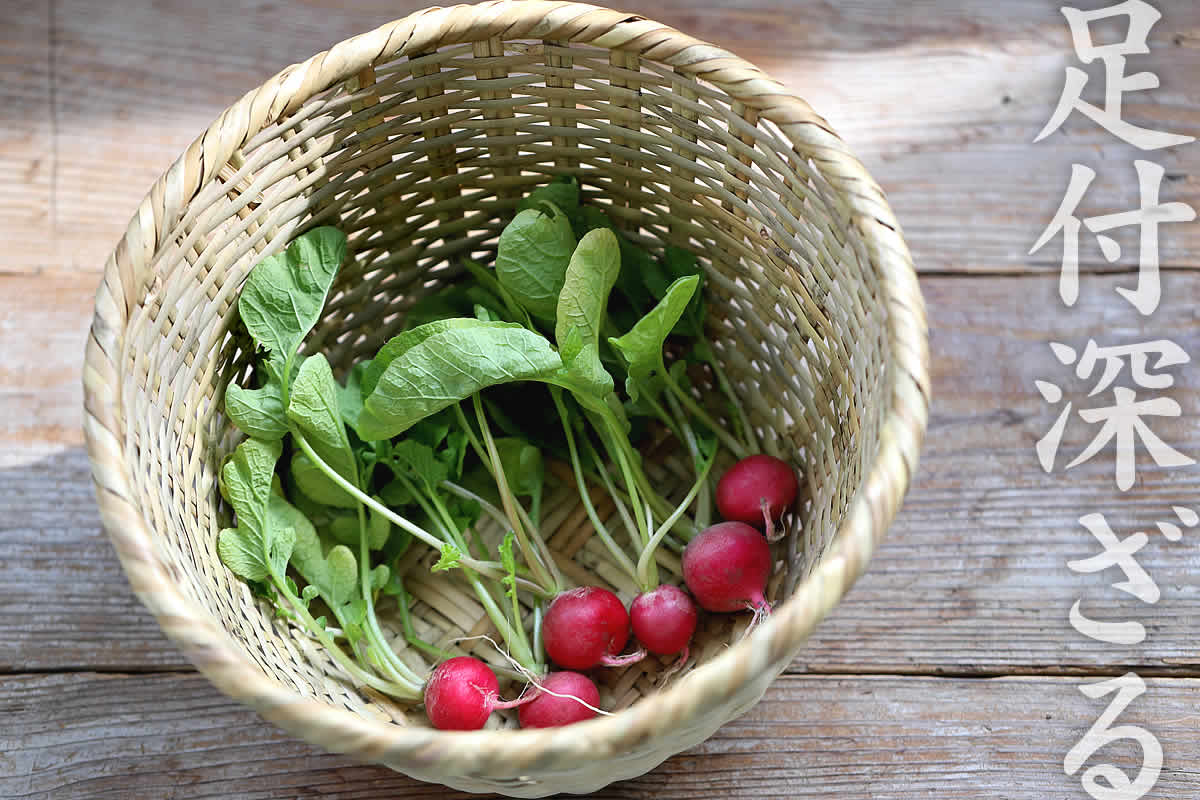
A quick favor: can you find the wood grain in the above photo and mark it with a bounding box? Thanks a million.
[806,269,1200,675]
[0,272,92,446]
[0,442,189,671]
[0,0,51,272]
[7,269,1200,674]
[20,0,1198,275]
[8,3,1200,796]
[3,670,1198,799]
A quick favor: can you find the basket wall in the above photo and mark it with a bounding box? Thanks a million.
[84,3,928,796]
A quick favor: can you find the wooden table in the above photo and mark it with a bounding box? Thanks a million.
[4,1,1199,796]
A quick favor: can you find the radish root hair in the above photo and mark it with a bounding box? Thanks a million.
[599,648,646,668]
[453,634,614,717]
[738,601,773,641]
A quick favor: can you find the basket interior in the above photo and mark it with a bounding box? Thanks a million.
[119,37,891,725]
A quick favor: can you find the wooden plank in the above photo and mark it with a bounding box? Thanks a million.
[3,670,1198,798]
[7,269,1200,675]
[730,0,1200,275]
[0,441,189,671]
[37,0,1200,276]
[0,1,51,272]
[0,272,92,447]
[48,0,437,274]
[804,269,1200,675]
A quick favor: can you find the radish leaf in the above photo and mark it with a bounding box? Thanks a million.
[555,227,620,397]
[237,226,345,357]
[495,202,576,320]
[609,275,701,404]
[361,322,563,440]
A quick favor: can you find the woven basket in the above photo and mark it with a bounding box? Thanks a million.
[82,2,929,795]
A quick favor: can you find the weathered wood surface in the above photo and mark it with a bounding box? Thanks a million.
[6,272,1199,675]
[4,671,1198,799]
[2,0,1196,275]
[6,0,1200,797]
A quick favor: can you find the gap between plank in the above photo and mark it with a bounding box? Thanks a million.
[6,664,1200,680]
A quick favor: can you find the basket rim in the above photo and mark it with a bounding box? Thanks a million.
[82,0,930,786]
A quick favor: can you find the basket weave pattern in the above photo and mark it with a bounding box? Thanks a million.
[83,2,929,795]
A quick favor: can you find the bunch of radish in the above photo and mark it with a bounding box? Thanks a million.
[219,188,804,734]
[423,453,797,731]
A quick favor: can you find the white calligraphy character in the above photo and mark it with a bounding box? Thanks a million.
[1030,161,1195,314]
[1035,339,1193,488]
[1037,0,1195,150]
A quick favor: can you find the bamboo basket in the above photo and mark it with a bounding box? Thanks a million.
[82,2,930,795]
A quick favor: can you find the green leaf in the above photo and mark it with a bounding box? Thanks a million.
[407,408,453,451]
[216,439,294,584]
[380,527,414,564]
[343,619,365,645]
[495,203,576,320]
[492,438,544,499]
[555,227,620,396]
[661,245,706,338]
[458,462,503,511]
[286,491,363,623]
[365,503,392,550]
[220,438,283,536]
[498,530,518,600]
[362,318,496,401]
[291,451,356,508]
[237,226,346,357]
[382,570,405,598]
[270,491,320,569]
[663,244,699,281]
[636,245,673,302]
[217,527,270,582]
[379,478,415,507]
[608,274,701,403]
[446,494,482,533]
[571,205,614,240]
[391,439,450,491]
[327,504,392,551]
[268,525,296,579]
[338,361,368,431]
[248,579,275,603]
[359,321,563,440]
[442,429,470,481]
[432,541,463,572]
[518,177,580,220]
[569,207,657,314]
[301,584,320,603]
[324,545,359,607]
[225,378,287,441]
[285,473,338,527]
[216,438,284,581]
[324,506,388,551]
[287,354,358,487]
[370,564,391,594]
[461,259,531,325]
[326,514,359,548]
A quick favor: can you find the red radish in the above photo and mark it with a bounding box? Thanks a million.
[630,584,698,657]
[715,454,798,532]
[518,671,602,728]
[543,586,637,669]
[424,656,532,731]
[682,522,772,618]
